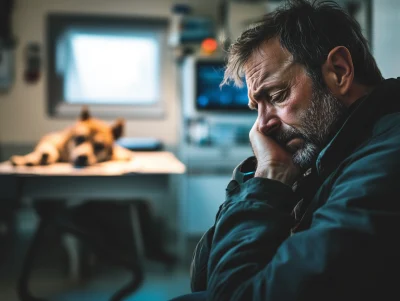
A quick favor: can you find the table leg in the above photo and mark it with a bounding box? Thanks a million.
[62,234,80,281]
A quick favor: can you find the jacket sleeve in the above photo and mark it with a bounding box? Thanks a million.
[190,156,260,292]
[207,132,400,301]
[190,225,215,292]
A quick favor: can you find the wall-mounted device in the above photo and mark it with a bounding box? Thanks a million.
[180,55,256,147]
[195,60,249,111]
[181,55,254,118]
[24,42,41,84]
[0,0,16,92]
[0,44,15,92]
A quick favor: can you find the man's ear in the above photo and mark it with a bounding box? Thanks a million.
[321,46,354,98]
[111,118,125,140]
[80,106,91,121]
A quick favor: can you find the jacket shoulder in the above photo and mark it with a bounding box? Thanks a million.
[373,112,400,137]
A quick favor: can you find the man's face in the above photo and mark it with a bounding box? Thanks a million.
[245,38,347,169]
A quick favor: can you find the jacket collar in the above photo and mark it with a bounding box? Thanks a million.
[315,78,400,180]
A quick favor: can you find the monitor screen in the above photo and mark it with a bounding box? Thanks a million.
[195,61,250,111]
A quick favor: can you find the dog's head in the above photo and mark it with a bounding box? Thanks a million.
[67,107,125,167]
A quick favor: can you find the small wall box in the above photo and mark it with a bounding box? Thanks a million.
[0,46,14,92]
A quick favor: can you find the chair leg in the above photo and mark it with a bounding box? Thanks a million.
[17,219,49,301]
[109,204,145,301]
[110,264,144,301]
[128,204,145,261]
[62,233,81,281]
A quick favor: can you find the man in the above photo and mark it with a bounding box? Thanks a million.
[172,0,400,300]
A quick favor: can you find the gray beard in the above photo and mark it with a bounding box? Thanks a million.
[272,84,348,170]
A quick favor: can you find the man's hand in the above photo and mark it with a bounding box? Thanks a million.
[249,120,301,186]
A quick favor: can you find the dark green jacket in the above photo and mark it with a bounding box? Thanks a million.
[190,78,400,301]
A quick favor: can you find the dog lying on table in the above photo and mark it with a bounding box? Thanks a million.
[10,107,133,167]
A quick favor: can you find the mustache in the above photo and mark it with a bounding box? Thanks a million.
[270,126,305,147]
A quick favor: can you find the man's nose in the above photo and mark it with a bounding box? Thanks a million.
[257,102,281,135]
[258,117,281,136]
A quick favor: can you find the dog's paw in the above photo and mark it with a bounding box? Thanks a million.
[10,158,18,166]
[10,156,26,166]
[10,154,42,167]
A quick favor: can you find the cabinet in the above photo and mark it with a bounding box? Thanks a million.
[178,144,253,236]
[184,174,231,234]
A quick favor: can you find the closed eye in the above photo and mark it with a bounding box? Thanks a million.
[74,135,87,145]
[93,142,105,152]
[270,88,288,104]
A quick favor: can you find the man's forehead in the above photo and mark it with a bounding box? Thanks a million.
[244,38,293,81]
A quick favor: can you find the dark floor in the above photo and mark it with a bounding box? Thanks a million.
[0,210,196,301]
[0,267,191,301]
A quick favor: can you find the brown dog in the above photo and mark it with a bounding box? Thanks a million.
[10,107,133,167]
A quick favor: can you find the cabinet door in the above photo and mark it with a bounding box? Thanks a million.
[185,174,232,235]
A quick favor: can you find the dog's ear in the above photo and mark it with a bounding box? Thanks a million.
[80,106,91,121]
[111,118,125,140]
